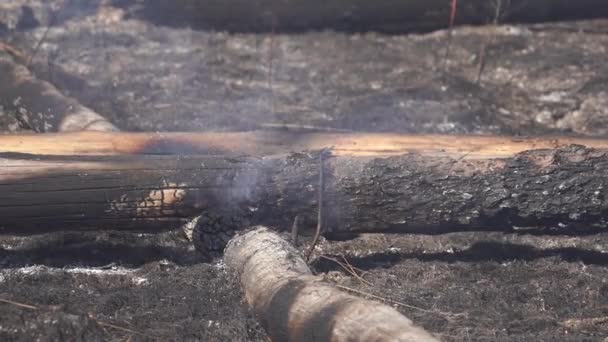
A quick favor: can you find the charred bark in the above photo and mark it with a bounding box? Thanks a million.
[0,144,607,241]
[223,227,438,342]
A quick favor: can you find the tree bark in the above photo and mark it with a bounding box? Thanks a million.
[224,227,438,342]
[1,141,607,239]
[0,53,117,133]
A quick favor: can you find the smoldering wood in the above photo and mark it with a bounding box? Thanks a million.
[223,227,439,342]
[0,53,117,132]
[1,143,607,239]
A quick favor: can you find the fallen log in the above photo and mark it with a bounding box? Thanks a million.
[131,0,608,33]
[0,53,117,132]
[224,227,438,342]
[1,136,607,245]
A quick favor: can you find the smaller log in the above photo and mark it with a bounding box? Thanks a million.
[0,52,117,132]
[224,227,438,342]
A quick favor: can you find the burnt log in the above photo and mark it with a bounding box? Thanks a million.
[0,53,117,132]
[128,0,608,33]
[1,133,608,244]
[223,227,438,342]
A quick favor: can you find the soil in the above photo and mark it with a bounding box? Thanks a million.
[1,1,608,341]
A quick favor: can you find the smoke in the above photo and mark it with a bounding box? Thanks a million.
[214,160,263,212]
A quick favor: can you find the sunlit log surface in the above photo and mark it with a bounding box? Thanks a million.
[224,227,439,342]
[3,130,608,158]
[1,138,607,239]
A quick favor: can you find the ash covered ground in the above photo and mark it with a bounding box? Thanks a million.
[1,1,608,341]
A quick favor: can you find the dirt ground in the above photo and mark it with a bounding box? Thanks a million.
[1,1,608,341]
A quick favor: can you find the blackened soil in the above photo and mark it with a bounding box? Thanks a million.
[0,231,266,341]
[312,233,608,341]
[2,2,608,135]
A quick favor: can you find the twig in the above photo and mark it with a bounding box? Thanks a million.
[335,285,465,320]
[442,0,458,74]
[445,152,471,177]
[0,298,38,310]
[340,255,370,286]
[267,15,276,116]
[340,255,366,274]
[335,285,435,313]
[476,0,503,84]
[320,255,371,286]
[259,123,353,133]
[305,149,328,262]
[88,314,151,337]
[291,215,300,246]
[475,43,488,85]
[0,297,152,338]
[27,1,66,67]
[0,42,29,64]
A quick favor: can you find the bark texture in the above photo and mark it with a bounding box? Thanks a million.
[1,144,607,240]
[224,227,438,342]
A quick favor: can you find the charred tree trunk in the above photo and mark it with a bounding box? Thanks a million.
[130,0,608,33]
[224,227,438,342]
[1,140,607,239]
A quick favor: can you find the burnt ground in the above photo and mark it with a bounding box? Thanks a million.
[1,1,608,341]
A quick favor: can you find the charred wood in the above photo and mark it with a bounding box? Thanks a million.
[0,142,606,242]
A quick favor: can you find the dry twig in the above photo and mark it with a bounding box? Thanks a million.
[476,0,504,84]
[442,0,458,74]
[259,123,353,133]
[291,215,300,246]
[0,298,38,310]
[320,254,371,286]
[267,15,276,116]
[0,42,29,63]
[335,285,467,321]
[0,297,152,339]
[28,0,66,67]
[305,149,328,262]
